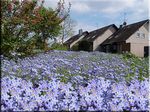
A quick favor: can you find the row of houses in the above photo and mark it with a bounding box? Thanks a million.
[64,19,149,57]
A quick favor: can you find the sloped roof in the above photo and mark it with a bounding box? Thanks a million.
[64,24,118,45]
[64,31,88,45]
[83,24,118,42]
[102,19,149,45]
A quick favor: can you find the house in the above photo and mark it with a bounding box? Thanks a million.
[64,24,118,51]
[101,19,149,57]
[80,24,118,51]
[64,30,89,49]
[64,19,149,57]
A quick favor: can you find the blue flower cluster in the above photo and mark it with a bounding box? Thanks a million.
[1,51,149,111]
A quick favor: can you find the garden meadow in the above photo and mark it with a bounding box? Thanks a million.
[1,0,149,111]
[1,50,149,111]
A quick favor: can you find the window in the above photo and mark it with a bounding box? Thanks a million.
[92,35,96,38]
[136,32,140,38]
[136,30,145,39]
[113,45,117,50]
[115,35,119,38]
[141,33,145,38]
[108,36,113,39]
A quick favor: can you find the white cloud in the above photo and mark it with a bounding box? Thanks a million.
[125,0,149,23]
[74,22,98,34]
[43,0,57,9]
[86,0,148,25]
[71,2,90,13]
[43,0,149,33]
[43,0,91,13]
[43,0,148,17]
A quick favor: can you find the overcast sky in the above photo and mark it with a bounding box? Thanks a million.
[43,0,149,34]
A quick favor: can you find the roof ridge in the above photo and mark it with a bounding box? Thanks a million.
[82,24,117,42]
[125,19,148,27]
[102,19,149,45]
[90,24,115,33]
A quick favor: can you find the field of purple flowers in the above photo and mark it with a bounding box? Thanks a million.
[1,50,149,111]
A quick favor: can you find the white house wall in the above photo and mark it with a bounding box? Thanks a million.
[126,22,149,57]
[93,27,117,51]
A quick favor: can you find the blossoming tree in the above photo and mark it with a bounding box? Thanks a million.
[1,0,71,57]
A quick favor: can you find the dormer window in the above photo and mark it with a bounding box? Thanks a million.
[136,30,145,39]
[136,32,140,38]
[141,33,145,38]
[92,35,96,38]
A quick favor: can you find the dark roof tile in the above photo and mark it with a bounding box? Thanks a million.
[102,19,149,45]
[83,24,118,42]
[64,31,88,45]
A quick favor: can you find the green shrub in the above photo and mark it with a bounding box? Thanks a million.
[50,43,68,51]
[71,43,79,51]
[121,52,149,82]
[122,52,138,59]
[78,40,92,51]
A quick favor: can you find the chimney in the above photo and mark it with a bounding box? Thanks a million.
[79,29,83,36]
[119,21,127,29]
[123,21,127,26]
[119,25,123,29]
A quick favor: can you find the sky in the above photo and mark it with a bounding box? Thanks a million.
[43,0,149,34]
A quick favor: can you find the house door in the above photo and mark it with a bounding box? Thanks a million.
[106,45,110,53]
[144,46,149,57]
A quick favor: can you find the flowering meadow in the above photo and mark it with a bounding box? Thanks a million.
[1,50,149,111]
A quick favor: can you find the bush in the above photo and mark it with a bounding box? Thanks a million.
[71,43,79,51]
[50,43,68,51]
[122,52,138,59]
[121,52,149,82]
[78,40,92,51]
